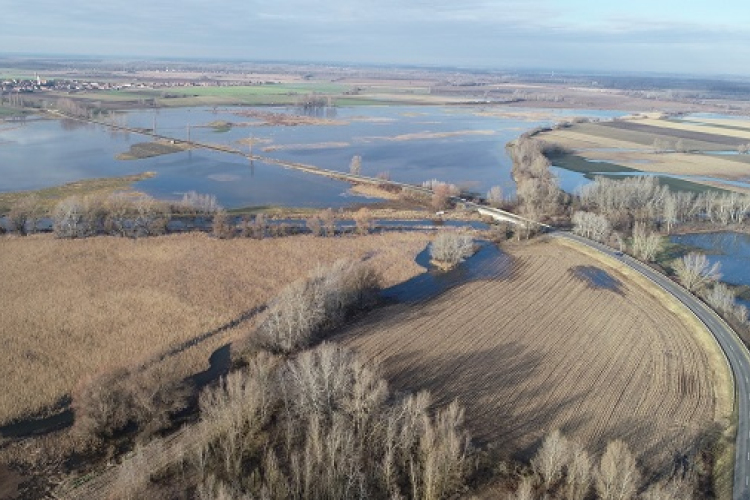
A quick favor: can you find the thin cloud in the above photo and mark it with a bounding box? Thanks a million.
[0,0,747,75]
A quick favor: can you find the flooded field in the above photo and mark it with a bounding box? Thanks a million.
[671,231,750,289]
[0,106,623,208]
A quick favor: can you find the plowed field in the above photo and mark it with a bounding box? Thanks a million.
[337,237,732,474]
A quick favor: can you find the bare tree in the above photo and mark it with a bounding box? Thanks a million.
[673,252,722,292]
[181,191,221,215]
[430,232,474,268]
[353,207,373,235]
[8,194,41,235]
[595,440,639,500]
[565,441,591,500]
[319,208,336,237]
[431,184,452,211]
[631,222,662,262]
[53,196,89,238]
[131,195,168,237]
[103,193,133,236]
[212,209,233,239]
[251,214,266,239]
[511,475,536,500]
[254,260,380,354]
[306,216,323,237]
[349,155,362,176]
[487,186,504,208]
[376,170,391,181]
[703,282,736,315]
[572,211,611,243]
[532,429,569,490]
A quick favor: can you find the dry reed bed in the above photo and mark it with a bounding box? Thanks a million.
[337,238,731,474]
[0,232,429,426]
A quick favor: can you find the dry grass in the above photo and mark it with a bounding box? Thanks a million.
[348,183,403,200]
[115,140,192,160]
[336,237,732,475]
[0,232,429,426]
[0,173,154,215]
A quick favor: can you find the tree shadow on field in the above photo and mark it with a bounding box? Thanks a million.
[601,417,714,484]
[569,265,624,295]
[378,343,593,463]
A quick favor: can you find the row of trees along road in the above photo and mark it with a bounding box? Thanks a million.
[507,135,750,342]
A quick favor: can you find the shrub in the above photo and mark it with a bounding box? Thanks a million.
[73,363,189,442]
[212,209,233,239]
[8,194,41,235]
[253,260,381,354]
[353,207,373,235]
[430,232,474,268]
[53,196,91,238]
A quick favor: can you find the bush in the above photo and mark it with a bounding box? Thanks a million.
[430,232,474,268]
[253,260,381,354]
[53,196,91,238]
[8,194,41,235]
[212,210,234,239]
[73,363,189,442]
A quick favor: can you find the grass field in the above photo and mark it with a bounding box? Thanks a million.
[336,237,732,476]
[0,173,155,214]
[0,232,430,426]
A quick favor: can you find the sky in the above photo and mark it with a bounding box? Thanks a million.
[2,0,750,75]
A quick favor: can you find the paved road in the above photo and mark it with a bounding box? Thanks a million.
[555,232,750,500]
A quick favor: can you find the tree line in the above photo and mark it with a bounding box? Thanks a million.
[71,259,472,500]
[1,191,379,240]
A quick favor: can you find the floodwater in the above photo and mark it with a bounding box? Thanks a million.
[0,106,623,208]
[550,166,750,193]
[670,232,750,290]
[383,241,513,303]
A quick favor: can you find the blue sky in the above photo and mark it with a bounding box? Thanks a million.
[2,0,749,75]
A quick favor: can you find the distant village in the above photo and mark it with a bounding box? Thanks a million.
[0,74,278,95]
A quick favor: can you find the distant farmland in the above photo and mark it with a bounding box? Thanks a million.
[540,117,750,191]
[337,237,732,476]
